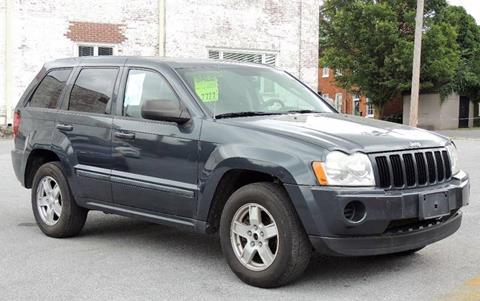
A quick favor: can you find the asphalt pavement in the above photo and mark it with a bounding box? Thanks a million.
[0,138,478,301]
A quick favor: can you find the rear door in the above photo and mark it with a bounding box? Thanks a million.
[54,64,122,205]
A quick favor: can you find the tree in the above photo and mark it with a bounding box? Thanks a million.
[437,6,480,102]
[318,0,479,116]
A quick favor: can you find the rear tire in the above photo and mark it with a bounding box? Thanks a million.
[31,162,88,238]
[220,182,312,288]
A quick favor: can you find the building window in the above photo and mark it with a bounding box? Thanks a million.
[77,44,115,57]
[208,49,276,67]
[335,93,343,112]
[366,98,374,118]
[322,67,329,78]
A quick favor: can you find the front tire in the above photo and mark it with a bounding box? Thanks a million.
[220,182,312,288]
[31,162,88,238]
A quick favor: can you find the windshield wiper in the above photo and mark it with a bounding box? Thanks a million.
[285,109,324,114]
[215,111,281,119]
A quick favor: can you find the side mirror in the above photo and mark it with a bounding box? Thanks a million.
[141,99,191,124]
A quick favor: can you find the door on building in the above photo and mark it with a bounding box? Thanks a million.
[353,95,360,116]
[459,96,470,128]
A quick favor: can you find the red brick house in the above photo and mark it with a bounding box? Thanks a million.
[318,67,374,117]
[318,67,403,120]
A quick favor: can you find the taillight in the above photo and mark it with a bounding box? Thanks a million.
[13,111,21,139]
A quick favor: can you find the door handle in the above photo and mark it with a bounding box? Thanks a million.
[56,124,73,131]
[114,131,135,140]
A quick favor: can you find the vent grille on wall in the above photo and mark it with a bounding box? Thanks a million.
[208,50,276,67]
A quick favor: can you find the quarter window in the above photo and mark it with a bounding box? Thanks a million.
[123,69,180,119]
[69,68,118,114]
[29,68,72,109]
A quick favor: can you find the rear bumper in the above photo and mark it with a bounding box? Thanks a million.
[11,149,25,186]
[309,211,462,256]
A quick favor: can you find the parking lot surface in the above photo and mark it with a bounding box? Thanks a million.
[0,138,478,301]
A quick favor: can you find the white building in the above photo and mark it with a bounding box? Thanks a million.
[0,0,320,125]
[403,93,478,130]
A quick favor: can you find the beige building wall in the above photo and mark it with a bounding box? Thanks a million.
[403,93,460,130]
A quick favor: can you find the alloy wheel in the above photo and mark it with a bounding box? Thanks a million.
[230,203,279,271]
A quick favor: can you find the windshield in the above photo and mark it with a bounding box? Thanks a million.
[176,65,334,118]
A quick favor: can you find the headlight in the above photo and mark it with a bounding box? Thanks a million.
[446,143,460,175]
[312,151,375,186]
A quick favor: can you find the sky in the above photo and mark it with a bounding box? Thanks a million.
[447,0,480,24]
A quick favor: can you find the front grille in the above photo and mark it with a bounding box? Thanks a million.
[374,148,452,189]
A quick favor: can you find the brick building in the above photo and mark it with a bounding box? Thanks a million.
[318,67,374,117]
[0,0,320,125]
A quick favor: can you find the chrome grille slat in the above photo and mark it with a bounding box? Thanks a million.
[373,148,453,189]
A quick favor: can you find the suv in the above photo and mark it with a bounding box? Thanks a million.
[11,57,470,287]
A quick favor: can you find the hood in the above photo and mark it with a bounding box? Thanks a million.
[220,113,449,153]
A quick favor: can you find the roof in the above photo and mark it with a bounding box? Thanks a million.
[43,56,274,70]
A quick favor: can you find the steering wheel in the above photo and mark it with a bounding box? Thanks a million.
[263,98,285,110]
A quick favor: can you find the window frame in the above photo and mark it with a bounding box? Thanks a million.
[117,67,187,121]
[322,67,329,78]
[65,66,121,115]
[26,67,73,110]
[366,98,375,118]
[335,93,343,112]
[74,43,117,57]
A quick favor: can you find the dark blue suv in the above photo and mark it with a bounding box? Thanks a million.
[11,57,470,287]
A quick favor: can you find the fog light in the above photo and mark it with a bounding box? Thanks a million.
[343,201,366,223]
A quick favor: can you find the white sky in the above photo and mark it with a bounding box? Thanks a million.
[447,0,480,24]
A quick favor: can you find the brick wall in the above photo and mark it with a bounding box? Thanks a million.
[65,22,126,44]
[1,0,321,123]
[0,0,6,123]
[3,0,159,115]
[165,0,319,89]
[318,67,369,116]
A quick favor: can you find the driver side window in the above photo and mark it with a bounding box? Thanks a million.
[123,69,179,119]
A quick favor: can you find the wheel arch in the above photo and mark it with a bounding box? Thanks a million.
[24,148,66,188]
[198,157,310,234]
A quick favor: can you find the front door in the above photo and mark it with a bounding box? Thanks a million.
[459,96,470,128]
[111,68,200,218]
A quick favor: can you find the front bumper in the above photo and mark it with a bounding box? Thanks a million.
[286,171,470,256]
[309,211,462,256]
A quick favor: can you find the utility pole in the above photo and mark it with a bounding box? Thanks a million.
[409,0,424,127]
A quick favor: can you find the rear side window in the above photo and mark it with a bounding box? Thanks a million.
[69,68,118,114]
[29,68,72,108]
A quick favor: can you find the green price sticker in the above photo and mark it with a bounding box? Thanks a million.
[194,76,219,103]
